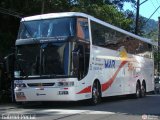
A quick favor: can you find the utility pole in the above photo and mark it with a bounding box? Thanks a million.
[135,0,140,35]
[158,17,160,75]
[41,1,45,14]
[135,0,148,35]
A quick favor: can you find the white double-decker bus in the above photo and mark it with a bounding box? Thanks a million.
[14,12,154,104]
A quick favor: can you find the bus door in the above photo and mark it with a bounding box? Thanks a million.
[72,41,90,99]
[72,42,90,80]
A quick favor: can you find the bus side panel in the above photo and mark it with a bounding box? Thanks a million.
[90,45,154,98]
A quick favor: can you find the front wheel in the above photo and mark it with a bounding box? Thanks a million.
[90,81,101,105]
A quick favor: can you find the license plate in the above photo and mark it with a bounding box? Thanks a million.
[16,92,26,100]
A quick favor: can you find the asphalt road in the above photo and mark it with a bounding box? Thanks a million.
[0,95,160,120]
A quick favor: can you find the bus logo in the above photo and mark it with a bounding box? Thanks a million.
[105,60,115,68]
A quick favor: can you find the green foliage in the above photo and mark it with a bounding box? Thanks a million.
[72,4,133,30]
[111,0,136,10]
[142,18,158,41]
[143,29,158,42]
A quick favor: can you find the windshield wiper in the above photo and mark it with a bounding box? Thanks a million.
[41,74,57,78]
[40,74,69,78]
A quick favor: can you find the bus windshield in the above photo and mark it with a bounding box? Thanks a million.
[14,42,71,78]
[18,17,76,39]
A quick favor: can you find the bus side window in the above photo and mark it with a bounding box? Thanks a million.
[77,18,89,41]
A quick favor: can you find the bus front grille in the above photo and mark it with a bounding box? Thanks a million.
[27,83,55,87]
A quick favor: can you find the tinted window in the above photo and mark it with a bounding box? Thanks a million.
[77,18,89,41]
[14,42,71,78]
[91,21,152,58]
[18,17,76,39]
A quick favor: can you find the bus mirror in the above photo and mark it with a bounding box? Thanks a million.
[4,53,15,73]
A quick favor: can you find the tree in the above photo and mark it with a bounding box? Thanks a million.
[0,0,137,57]
[111,0,136,10]
[0,0,70,56]
[71,3,133,31]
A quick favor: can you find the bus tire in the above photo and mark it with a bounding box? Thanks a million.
[141,81,146,97]
[135,81,141,98]
[90,80,101,105]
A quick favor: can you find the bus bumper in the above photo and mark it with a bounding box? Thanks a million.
[14,86,78,102]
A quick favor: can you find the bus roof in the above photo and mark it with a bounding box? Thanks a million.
[22,12,156,46]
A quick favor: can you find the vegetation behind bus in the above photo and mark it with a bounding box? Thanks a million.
[0,54,14,103]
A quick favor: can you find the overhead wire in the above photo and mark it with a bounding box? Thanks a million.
[145,5,160,23]
[0,7,23,15]
[144,0,160,23]
[0,7,23,18]
[155,0,160,14]
[0,7,38,43]
[150,0,160,15]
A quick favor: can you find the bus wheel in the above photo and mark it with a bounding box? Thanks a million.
[141,81,146,97]
[90,81,101,105]
[135,82,141,98]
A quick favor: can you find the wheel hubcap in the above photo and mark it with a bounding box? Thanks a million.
[93,85,99,103]
[141,86,145,96]
[136,85,140,97]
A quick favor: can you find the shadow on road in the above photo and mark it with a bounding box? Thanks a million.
[11,95,160,116]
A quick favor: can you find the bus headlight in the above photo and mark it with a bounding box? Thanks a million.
[57,81,74,87]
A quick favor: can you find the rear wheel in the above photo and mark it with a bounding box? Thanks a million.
[135,82,141,98]
[90,81,101,105]
[141,82,146,97]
